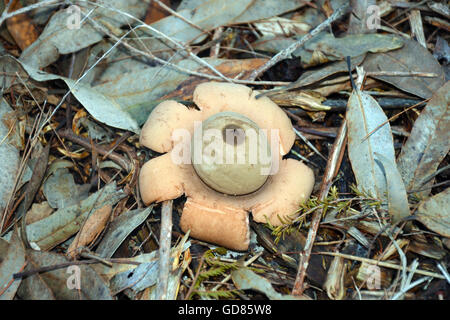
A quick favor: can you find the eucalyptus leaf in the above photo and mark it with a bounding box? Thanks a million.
[24,250,113,300]
[415,189,450,237]
[374,153,410,224]
[0,229,25,300]
[26,182,126,251]
[397,82,450,195]
[20,0,148,70]
[96,206,154,258]
[346,89,396,200]
[43,168,90,209]
[0,99,20,215]
[363,39,445,99]
[231,268,304,300]
[254,33,403,67]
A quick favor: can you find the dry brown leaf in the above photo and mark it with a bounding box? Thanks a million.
[25,202,53,225]
[5,0,39,50]
[415,188,450,238]
[66,204,112,259]
[160,58,268,101]
[144,0,171,24]
[397,82,449,195]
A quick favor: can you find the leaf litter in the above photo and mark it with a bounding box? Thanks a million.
[0,0,448,301]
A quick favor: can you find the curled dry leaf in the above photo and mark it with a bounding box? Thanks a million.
[231,268,308,300]
[397,82,450,195]
[415,188,450,238]
[66,204,112,259]
[323,255,346,300]
[20,1,148,69]
[375,153,410,224]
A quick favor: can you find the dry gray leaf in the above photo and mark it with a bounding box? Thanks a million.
[26,182,126,251]
[0,99,20,215]
[141,0,252,53]
[0,229,25,300]
[24,250,113,300]
[43,168,90,209]
[2,56,141,133]
[375,153,410,224]
[397,82,450,195]
[346,89,396,200]
[415,188,450,237]
[231,268,305,300]
[363,38,446,99]
[20,1,147,70]
[110,260,159,297]
[95,206,154,258]
[254,33,403,68]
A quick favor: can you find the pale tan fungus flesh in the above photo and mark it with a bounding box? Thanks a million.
[139,82,315,251]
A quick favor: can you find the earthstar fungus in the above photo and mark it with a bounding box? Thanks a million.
[139,82,314,251]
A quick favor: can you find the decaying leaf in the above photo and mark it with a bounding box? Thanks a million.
[5,0,39,51]
[346,89,396,200]
[254,17,311,37]
[0,98,20,215]
[23,250,113,300]
[254,33,403,67]
[415,188,450,237]
[363,39,446,99]
[160,58,268,101]
[67,204,112,259]
[375,153,410,224]
[20,1,148,69]
[397,82,450,195]
[95,206,154,259]
[0,229,25,300]
[25,202,53,225]
[231,268,307,300]
[110,260,159,297]
[26,182,125,251]
[43,168,90,209]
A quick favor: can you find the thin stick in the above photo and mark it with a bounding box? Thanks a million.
[152,0,208,34]
[317,251,445,279]
[292,119,347,296]
[57,129,132,171]
[247,4,349,81]
[156,200,173,300]
[293,127,327,161]
[0,0,61,27]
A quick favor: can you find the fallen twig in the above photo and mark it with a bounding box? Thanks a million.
[156,200,173,300]
[247,4,349,81]
[292,119,348,296]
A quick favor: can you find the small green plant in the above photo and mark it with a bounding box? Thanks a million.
[268,185,382,243]
[189,247,239,299]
